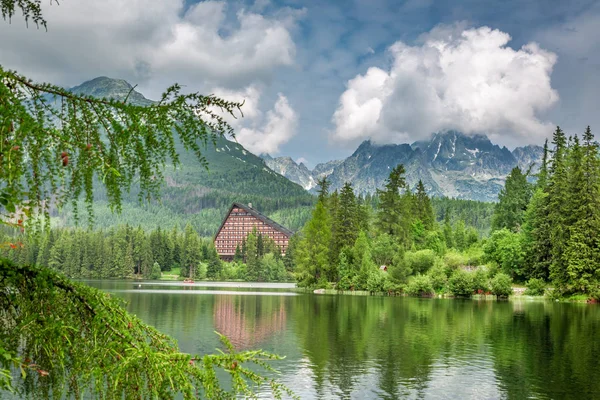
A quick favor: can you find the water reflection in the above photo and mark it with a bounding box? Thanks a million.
[214,296,288,349]
[86,281,600,399]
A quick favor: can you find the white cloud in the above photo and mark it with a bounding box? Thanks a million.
[296,157,309,165]
[0,0,301,97]
[331,25,559,147]
[212,87,298,155]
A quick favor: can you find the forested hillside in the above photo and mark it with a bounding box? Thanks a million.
[50,77,315,235]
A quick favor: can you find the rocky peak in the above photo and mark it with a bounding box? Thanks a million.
[70,77,154,106]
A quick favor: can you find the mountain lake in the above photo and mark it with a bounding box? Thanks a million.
[83,280,600,399]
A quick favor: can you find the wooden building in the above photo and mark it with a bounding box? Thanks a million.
[214,202,293,260]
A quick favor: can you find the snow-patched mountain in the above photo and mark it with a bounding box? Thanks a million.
[312,160,344,179]
[261,155,343,191]
[513,145,545,173]
[270,131,543,202]
[262,155,316,190]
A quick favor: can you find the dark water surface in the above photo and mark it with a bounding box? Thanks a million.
[85,280,600,399]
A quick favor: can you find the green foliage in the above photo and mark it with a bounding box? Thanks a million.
[404,250,436,275]
[432,198,494,235]
[524,278,547,296]
[426,260,448,293]
[519,126,600,297]
[472,268,490,293]
[0,259,293,399]
[331,182,360,263]
[448,269,474,297]
[371,233,400,267]
[414,180,435,230]
[366,269,388,293]
[376,164,410,241]
[406,274,434,297]
[484,229,525,280]
[0,68,245,228]
[491,272,513,298]
[443,250,467,271]
[149,261,162,280]
[294,201,332,286]
[492,167,532,232]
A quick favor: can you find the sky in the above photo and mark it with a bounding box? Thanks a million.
[1,0,599,167]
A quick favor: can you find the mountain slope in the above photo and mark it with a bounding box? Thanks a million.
[262,155,316,190]
[52,77,315,234]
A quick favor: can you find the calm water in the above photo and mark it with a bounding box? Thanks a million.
[85,280,600,400]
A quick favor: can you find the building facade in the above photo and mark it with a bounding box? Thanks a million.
[214,203,293,260]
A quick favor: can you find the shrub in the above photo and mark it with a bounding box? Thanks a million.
[406,274,434,297]
[472,267,490,294]
[524,278,547,296]
[149,262,162,280]
[483,229,525,280]
[443,250,468,272]
[491,273,513,298]
[404,250,436,274]
[366,270,388,293]
[449,269,474,297]
[427,259,448,292]
[383,279,404,295]
[465,245,485,266]
[425,231,446,255]
[388,255,411,284]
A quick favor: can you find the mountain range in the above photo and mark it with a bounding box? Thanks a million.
[56,76,544,236]
[263,131,543,202]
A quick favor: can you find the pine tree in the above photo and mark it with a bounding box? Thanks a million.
[547,126,571,290]
[257,232,265,258]
[245,229,260,281]
[316,177,330,204]
[376,164,410,242]
[294,201,333,286]
[564,127,600,293]
[414,180,435,230]
[206,244,222,280]
[492,167,532,232]
[181,224,201,278]
[537,139,550,188]
[234,244,243,263]
[332,182,359,263]
[443,209,454,249]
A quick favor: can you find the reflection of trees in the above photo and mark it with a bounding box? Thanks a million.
[213,295,287,349]
[291,296,600,399]
[490,301,600,400]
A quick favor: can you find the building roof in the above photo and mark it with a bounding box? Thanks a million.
[214,202,294,240]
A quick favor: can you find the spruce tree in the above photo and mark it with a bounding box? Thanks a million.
[376,164,408,240]
[547,126,570,290]
[245,229,260,281]
[181,224,201,278]
[294,200,333,286]
[564,127,600,294]
[443,209,454,249]
[492,167,532,232]
[316,177,331,204]
[332,182,359,263]
[414,180,435,230]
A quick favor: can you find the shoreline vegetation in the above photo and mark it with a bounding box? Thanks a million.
[289,127,600,304]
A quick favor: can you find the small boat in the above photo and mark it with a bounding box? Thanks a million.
[183,279,195,284]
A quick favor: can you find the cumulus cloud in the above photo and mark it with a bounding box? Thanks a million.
[331,25,559,147]
[0,0,301,96]
[212,87,298,155]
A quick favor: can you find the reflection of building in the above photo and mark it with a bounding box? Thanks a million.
[214,203,293,261]
[213,296,287,349]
